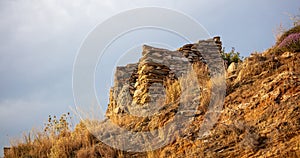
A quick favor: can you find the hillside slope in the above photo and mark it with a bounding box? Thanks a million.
[5,32,300,157]
[100,39,300,158]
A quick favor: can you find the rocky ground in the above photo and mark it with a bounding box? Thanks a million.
[5,27,300,157]
[96,45,300,158]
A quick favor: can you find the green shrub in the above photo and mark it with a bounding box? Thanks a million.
[221,47,243,66]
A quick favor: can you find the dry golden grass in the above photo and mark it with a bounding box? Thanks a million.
[6,48,300,157]
[5,25,300,157]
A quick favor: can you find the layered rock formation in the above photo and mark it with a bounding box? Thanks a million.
[5,35,300,158]
[106,37,223,118]
[103,37,300,157]
[5,18,300,158]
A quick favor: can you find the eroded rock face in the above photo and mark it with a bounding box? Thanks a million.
[7,35,300,157]
[106,37,223,118]
[103,36,300,157]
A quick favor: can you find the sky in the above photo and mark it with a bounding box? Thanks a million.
[0,0,299,156]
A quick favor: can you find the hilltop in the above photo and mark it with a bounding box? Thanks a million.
[4,26,300,158]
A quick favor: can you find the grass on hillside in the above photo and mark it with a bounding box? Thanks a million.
[4,23,300,158]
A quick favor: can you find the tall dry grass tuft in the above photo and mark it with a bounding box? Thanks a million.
[164,78,181,104]
[5,113,101,158]
[273,23,286,42]
[192,62,211,112]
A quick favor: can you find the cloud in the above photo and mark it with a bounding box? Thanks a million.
[0,0,114,42]
[0,0,299,156]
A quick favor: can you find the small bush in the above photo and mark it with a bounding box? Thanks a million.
[276,32,300,53]
[221,47,243,66]
[276,25,300,44]
[44,113,72,138]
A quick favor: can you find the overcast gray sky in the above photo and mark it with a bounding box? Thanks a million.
[0,0,299,156]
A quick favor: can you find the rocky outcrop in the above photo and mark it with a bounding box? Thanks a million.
[103,37,300,157]
[5,36,300,158]
[106,37,223,118]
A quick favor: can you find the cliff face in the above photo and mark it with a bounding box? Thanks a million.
[101,37,300,157]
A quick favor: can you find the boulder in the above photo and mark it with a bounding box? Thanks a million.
[227,62,238,74]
